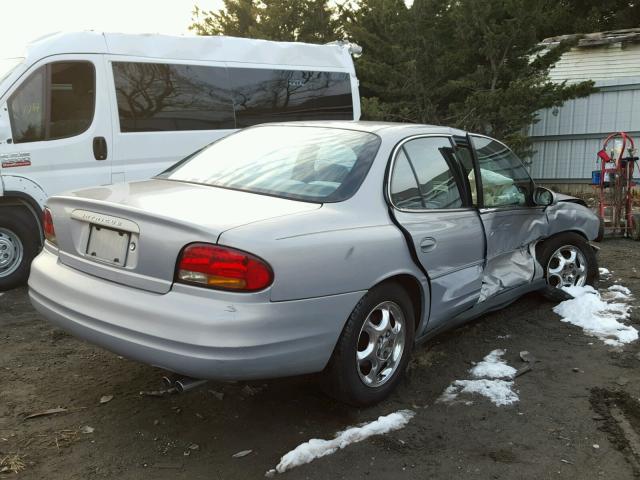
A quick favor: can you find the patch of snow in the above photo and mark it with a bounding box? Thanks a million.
[441,379,519,406]
[439,349,519,406]
[609,284,632,296]
[599,267,611,278]
[553,285,637,347]
[266,410,414,476]
[470,349,516,379]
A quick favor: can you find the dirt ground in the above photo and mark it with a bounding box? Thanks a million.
[1,239,640,480]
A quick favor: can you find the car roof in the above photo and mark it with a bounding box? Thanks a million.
[263,120,470,137]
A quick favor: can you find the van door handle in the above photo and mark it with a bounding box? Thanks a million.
[93,136,108,160]
[420,237,437,252]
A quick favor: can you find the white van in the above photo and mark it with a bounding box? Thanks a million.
[0,32,361,289]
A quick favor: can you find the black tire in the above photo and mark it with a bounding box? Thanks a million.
[595,217,605,242]
[0,207,40,291]
[537,232,598,301]
[321,282,416,406]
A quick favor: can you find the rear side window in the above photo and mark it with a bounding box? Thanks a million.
[228,68,353,127]
[390,137,463,210]
[8,61,95,143]
[112,62,235,132]
[390,150,425,209]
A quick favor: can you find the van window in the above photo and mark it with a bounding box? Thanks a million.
[228,69,353,127]
[8,67,45,142]
[49,63,95,139]
[112,62,235,132]
[8,61,95,143]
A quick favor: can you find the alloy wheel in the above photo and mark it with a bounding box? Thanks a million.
[356,301,406,388]
[546,244,587,288]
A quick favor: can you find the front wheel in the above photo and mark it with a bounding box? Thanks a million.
[0,208,40,291]
[537,232,598,300]
[321,282,415,406]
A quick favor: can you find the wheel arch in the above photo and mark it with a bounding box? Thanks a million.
[372,273,427,334]
[535,229,591,259]
[0,192,44,245]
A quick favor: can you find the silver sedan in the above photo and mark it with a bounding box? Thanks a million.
[28,122,599,405]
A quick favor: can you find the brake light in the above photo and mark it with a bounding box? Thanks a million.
[43,207,57,245]
[176,243,273,292]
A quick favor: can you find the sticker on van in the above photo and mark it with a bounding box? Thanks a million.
[0,152,31,168]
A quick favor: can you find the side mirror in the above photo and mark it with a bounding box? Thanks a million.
[533,186,555,207]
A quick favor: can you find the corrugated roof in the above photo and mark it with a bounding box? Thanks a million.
[541,28,640,48]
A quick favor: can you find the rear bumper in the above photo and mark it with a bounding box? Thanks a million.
[28,248,365,380]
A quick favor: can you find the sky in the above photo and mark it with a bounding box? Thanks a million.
[1,0,223,57]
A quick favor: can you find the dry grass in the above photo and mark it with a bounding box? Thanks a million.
[0,453,26,474]
[50,429,81,450]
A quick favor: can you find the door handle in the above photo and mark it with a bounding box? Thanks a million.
[93,136,108,161]
[420,237,437,252]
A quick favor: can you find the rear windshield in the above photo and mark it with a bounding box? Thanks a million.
[158,126,381,203]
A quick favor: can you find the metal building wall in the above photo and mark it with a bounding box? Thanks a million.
[548,43,640,82]
[528,43,640,182]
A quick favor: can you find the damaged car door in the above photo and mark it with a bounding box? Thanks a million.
[470,135,548,301]
[389,135,486,332]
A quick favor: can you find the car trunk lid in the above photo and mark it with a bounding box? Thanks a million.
[48,179,320,294]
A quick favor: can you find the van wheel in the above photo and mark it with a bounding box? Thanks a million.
[538,232,598,300]
[321,282,415,406]
[0,208,40,291]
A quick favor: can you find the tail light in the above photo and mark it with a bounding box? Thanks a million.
[43,207,57,245]
[176,243,273,292]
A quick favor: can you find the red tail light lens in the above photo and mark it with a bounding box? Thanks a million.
[43,207,57,245]
[176,243,273,292]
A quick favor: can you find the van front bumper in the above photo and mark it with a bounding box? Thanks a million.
[28,248,365,380]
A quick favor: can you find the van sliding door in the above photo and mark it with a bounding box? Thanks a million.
[107,59,236,182]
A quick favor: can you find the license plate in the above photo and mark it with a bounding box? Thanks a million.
[86,225,130,266]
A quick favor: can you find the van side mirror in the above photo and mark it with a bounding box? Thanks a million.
[533,186,555,206]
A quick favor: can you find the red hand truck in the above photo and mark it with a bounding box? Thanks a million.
[594,132,640,240]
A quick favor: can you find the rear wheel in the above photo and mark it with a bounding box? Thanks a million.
[322,282,415,406]
[0,208,40,291]
[537,232,598,300]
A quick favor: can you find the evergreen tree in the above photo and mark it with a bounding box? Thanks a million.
[190,0,640,154]
[342,0,596,154]
[190,0,338,43]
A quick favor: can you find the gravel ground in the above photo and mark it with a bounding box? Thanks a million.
[1,238,640,479]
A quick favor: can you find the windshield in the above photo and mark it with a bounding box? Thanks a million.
[159,126,382,203]
[0,58,23,84]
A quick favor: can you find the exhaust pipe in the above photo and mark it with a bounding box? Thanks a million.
[162,376,177,390]
[175,377,207,393]
[162,375,207,393]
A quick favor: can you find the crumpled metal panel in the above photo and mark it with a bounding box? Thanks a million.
[481,208,547,260]
[479,244,538,302]
[546,201,600,240]
[477,200,597,304]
